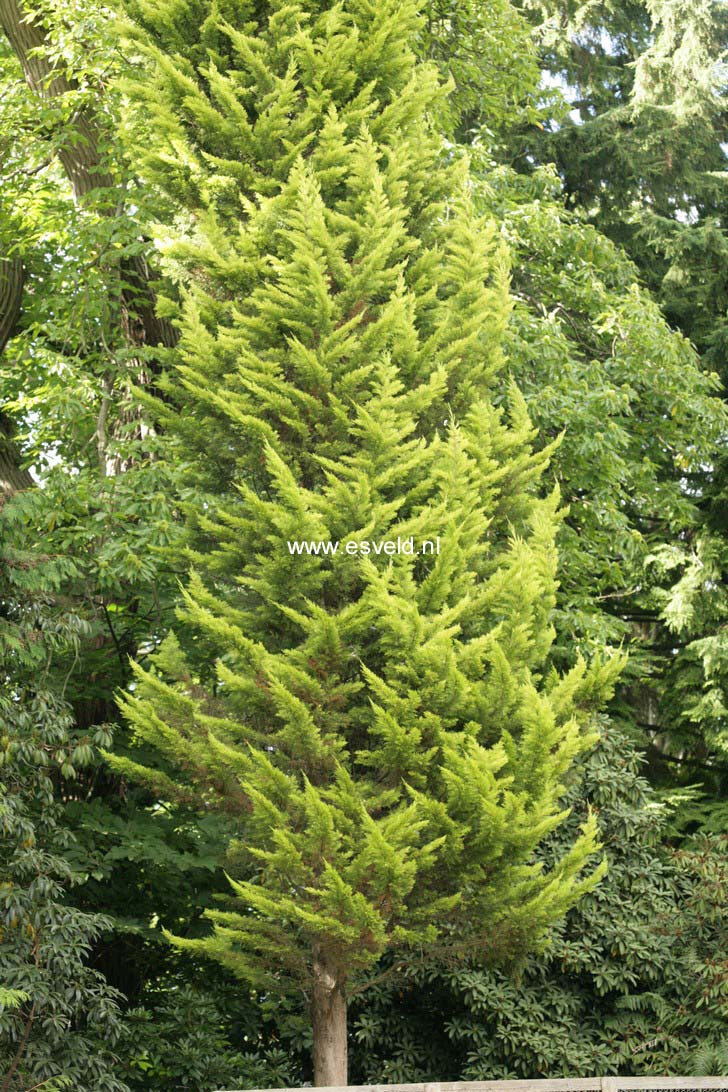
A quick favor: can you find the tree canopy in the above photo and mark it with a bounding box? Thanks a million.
[0,0,726,1087]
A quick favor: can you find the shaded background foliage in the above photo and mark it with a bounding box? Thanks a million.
[348,726,727,1081]
[0,529,129,1090]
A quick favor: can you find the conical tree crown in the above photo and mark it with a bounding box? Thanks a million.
[126,0,512,484]
[115,0,620,1002]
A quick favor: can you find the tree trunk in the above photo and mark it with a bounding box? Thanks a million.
[0,0,114,201]
[0,0,177,337]
[0,434,33,496]
[311,948,348,1087]
[0,256,23,358]
[0,0,178,479]
[0,257,34,496]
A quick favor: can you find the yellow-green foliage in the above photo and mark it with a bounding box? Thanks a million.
[114,0,623,1002]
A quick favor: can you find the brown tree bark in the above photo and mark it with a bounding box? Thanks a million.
[0,256,33,496]
[311,947,348,1087]
[0,420,33,496]
[0,0,114,201]
[0,256,23,357]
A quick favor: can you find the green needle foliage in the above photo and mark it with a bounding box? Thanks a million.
[348,725,728,1080]
[414,0,728,819]
[112,0,622,1081]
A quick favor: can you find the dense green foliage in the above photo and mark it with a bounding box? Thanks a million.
[110,0,622,1081]
[349,727,728,1080]
[473,158,725,660]
[508,0,728,804]
[0,525,130,1091]
[0,0,726,1086]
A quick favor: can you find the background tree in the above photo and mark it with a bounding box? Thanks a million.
[504,0,728,803]
[0,5,273,1083]
[0,519,131,1092]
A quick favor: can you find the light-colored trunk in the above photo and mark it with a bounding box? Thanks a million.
[312,948,348,1087]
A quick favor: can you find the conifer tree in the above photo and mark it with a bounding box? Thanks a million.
[113,0,621,1082]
